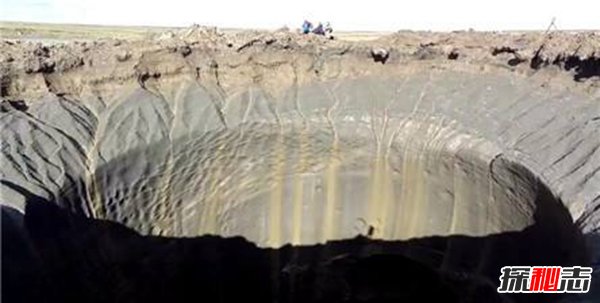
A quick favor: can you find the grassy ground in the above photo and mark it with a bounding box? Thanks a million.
[0,21,177,40]
[0,21,389,41]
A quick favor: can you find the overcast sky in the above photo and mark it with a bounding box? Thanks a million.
[1,0,599,31]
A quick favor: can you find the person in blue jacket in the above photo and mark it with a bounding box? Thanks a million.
[302,20,313,34]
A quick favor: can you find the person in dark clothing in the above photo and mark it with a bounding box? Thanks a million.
[312,22,325,35]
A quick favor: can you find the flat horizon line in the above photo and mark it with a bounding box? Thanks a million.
[2,20,598,34]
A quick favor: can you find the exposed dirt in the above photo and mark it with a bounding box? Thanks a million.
[2,25,600,303]
[1,26,599,103]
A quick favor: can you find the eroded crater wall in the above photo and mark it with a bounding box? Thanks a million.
[1,33,599,245]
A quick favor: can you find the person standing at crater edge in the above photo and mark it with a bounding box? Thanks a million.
[302,20,313,34]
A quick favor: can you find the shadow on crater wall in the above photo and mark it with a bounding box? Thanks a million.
[1,174,591,303]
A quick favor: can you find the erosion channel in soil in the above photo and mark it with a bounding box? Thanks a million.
[2,28,600,302]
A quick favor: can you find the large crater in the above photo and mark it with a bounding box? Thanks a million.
[73,115,568,247]
[2,34,599,302]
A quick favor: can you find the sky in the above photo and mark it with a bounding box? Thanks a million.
[1,0,599,31]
